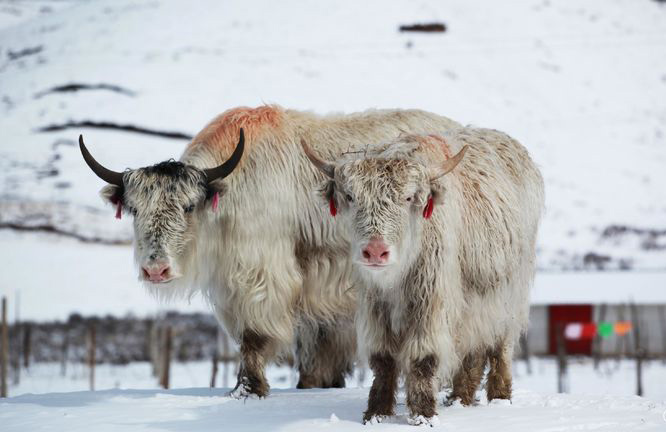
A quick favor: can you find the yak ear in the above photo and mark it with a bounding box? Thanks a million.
[321,180,335,202]
[428,180,446,206]
[205,179,227,201]
[100,184,123,205]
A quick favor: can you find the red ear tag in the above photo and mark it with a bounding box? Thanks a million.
[423,196,434,219]
[329,196,337,217]
[211,192,219,212]
[115,200,122,220]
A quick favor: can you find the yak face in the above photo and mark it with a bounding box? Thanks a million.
[79,130,245,285]
[301,137,467,286]
[331,159,431,282]
[101,162,212,284]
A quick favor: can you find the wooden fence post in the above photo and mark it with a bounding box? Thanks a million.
[60,326,69,377]
[210,352,218,388]
[88,324,96,391]
[1,297,8,398]
[659,306,666,364]
[556,322,568,393]
[151,324,161,379]
[12,297,20,386]
[23,323,31,369]
[160,326,172,389]
[11,322,19,385]
[144,319,153,363]
[629,303,643,396]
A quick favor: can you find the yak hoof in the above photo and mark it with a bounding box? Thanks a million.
[363,414,389,425]
[229,376,267,400]
[407,414,439,427]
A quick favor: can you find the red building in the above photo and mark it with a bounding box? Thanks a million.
[525,272,666,357]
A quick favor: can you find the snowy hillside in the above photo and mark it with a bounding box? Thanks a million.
[1,0,665,272]
[2,385,665,432]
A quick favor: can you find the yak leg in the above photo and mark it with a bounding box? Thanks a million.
[486,341,513,402]
[362,352,399,423]
[405,354,439,424]
[296,318,355,389]
[231,330,272,398]
[448,350,486,406]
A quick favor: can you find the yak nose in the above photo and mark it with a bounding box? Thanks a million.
[142,261,171,283]
[361,238,390,265]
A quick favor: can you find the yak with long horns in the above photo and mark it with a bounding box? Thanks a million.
[79,105,462,398]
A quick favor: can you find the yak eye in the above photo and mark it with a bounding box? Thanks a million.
[406,197,412,202]
[184,204,195,213]
[345,194,353,202]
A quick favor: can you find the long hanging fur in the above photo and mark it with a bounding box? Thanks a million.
[103,105,463,387]
[312,129,543,419]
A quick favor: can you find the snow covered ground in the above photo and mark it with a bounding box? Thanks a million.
[7,358,666,400]
[2,387,665,432]
[2,360,666,431]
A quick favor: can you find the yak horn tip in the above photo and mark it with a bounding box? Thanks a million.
[203,128,245,183]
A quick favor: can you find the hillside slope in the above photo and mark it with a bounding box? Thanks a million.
[1,0,665,271]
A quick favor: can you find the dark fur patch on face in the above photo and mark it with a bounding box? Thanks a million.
[141,160,189,178]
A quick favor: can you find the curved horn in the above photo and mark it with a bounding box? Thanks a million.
[79,135,124,186]
[204,128,245,183]
[430,145,468,181]
[300,138,335,179]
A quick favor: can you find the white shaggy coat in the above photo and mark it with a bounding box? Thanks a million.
[359,128,543,375]
[160,107,462,375]
[307,127,544,412]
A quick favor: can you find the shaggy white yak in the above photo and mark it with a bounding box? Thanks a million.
[80,105,462,397]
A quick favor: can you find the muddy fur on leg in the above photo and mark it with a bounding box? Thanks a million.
[448,350,486,406]
[295,317,356,389]
[232,330,272,397]
[405,354,438,419]
[486,342,513,401]
[363,352,399,422]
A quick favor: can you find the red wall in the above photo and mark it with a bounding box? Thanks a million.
[548,305,593,355]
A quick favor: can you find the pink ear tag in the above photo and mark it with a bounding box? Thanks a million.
[211,192,219,212]
[115,200,123,220]
[329,196,337,217]
[423,196,434,219]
